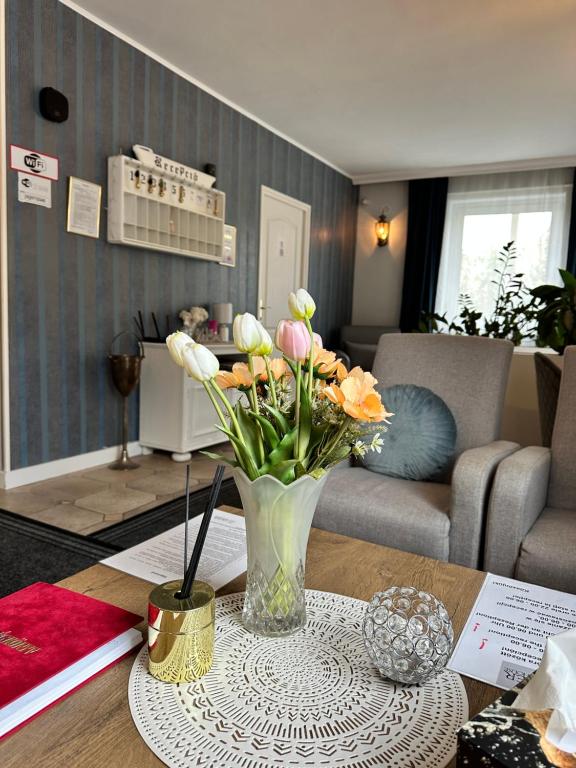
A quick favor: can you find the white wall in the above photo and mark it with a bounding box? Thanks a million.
[351,181,408,327]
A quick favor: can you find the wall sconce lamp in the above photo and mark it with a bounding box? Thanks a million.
[375,212,390,247]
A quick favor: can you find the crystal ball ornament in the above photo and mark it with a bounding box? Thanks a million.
[363,586,454,684]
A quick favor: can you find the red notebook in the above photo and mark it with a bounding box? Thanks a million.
[0,582,143,739]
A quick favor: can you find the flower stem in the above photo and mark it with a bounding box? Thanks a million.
[264,356,278,409]
[202,381,227,428]
[305,317,315,402]
[310,417,350,471]
[294,362,301,459]
[248,354,265,466]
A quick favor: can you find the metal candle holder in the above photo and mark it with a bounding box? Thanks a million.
[108,331,144,470]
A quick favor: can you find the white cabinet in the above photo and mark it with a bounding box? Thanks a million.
[139,342,240,460]
[107,155,226,262]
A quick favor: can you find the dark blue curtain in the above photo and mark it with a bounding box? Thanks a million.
[566,168,576,274]
[399,177,449,332]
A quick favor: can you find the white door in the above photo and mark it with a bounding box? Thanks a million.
[258,186,311,335]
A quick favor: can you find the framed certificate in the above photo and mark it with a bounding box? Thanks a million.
[67,176,102,238]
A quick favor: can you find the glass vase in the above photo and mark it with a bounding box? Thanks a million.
[232,469,329,637]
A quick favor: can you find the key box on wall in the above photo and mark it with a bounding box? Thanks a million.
[107,154,226,262]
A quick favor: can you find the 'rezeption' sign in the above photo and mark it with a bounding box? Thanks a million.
[10,144,59,181]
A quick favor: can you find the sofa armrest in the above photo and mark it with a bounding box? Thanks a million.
[449,440,520,568]
[484,446,551,577]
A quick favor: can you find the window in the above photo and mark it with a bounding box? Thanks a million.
[435,169,573,325]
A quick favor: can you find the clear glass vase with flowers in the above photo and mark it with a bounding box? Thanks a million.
[166,289,391,636]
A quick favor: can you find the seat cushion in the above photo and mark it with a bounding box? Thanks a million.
[360,384,456,481]
[314,466,451,560]
[515,507,576,594]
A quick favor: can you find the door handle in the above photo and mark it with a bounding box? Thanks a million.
[258,299,270,321]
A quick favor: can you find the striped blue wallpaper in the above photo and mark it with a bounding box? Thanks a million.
[5,0,358,469]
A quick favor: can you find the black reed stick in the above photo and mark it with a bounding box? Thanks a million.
[133,316,144,338]
[183,464,191,577]
[151,312,161,339]
[138,310,145,338]
[176,465,225,600]
[165,314,170,336]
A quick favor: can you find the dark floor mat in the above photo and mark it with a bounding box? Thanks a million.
[0,479,241,598]
[0,510,117,598]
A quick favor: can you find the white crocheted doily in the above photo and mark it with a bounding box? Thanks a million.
[129,590,468,767]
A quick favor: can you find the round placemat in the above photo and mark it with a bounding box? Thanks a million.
[129,590,468,768]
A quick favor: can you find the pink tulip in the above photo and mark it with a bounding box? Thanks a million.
[275,320,311,362]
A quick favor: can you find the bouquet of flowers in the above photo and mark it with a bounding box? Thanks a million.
[166,289,391,485]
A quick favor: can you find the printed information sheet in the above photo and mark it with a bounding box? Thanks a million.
[448,573,576,688]
[101,509,247,591]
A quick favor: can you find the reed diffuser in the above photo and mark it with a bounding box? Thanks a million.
[147,466,224,683]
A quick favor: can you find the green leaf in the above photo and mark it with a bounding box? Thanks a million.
[559,269,576,290]
[235,402,263,465]
[200,450,239,468]
[249,411,280,450]
[261,428,297,469]
[268,459,300,484]
[261,402,290,435]
[215,425,259,479]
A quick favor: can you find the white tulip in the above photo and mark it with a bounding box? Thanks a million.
[166,331,191,367]
[254,325,273,356]
[233,313,267,354]
[181,342,219,382]
[288,288,316,320]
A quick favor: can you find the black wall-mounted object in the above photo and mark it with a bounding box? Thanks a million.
[39,87,69,123]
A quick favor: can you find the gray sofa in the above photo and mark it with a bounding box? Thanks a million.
[484,346,576,593]
[314,334,517,568]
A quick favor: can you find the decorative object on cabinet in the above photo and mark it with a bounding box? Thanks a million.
[107,150,226,262]
[108,332,145,470]
[139,342,241,462]
[220,224,236,267]
[212,303,233,342]
[179,306,209,339]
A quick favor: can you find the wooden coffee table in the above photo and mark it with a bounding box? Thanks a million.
[0,510,499,767]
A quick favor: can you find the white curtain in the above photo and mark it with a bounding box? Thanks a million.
[435,167,573,323]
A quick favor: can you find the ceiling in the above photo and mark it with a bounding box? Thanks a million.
[66,0,576,181]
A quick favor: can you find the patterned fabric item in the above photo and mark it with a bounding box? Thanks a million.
[360,384,457,481]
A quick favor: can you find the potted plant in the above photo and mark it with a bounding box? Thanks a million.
[166,289,390,637]
[531,269,576,354]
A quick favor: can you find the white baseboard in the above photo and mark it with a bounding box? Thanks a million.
[0,442,143,489]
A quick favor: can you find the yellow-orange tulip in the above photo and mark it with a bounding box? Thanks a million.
[323,367,392,423]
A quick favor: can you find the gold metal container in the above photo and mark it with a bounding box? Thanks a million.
[147,580,215,683]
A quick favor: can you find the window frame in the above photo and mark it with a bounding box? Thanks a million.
[435,183,572,324]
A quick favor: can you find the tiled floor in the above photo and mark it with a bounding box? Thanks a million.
[0,447,234,536]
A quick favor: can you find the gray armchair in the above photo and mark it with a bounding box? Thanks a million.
[340,325,400,370]
[314,334,517,568]
[485,346,576,593]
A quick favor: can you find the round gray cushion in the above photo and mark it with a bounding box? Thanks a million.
[360,384,457,481]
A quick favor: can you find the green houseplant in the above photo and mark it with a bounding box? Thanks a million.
[531,269,576,354]
[420,241,538,345]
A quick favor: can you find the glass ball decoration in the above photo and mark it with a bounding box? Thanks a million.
[363,586,454,684]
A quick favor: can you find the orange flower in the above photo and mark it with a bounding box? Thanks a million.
[323,367,392,423]
[215,357,290,390]
[259,356,290,381]
[215,359,264,390]
[307,344,346,379]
